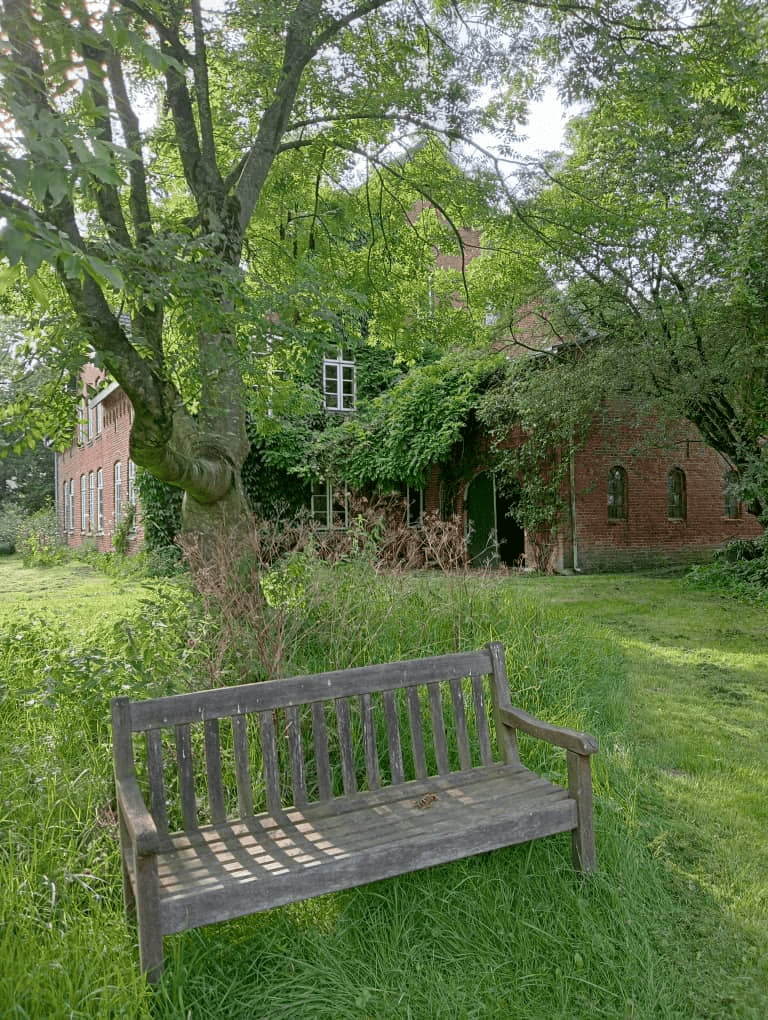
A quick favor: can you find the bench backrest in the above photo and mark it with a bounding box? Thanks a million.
[112,642,517,835]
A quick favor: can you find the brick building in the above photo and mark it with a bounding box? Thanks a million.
[55,360,762,568]
[456,414,762,572]
[55,363,142,553]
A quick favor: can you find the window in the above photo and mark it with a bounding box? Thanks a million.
[88,472,95,532]
[68,478,74,532]
[80,475,88,532]
[96,469,104,532]
[127,459,136,506]
[310,479,349,529]
[95,400,103,436]
[87,403,95,441]
[406,486,425,528]
[62,481,69,533]
[607,466,627,521]
[114,461,122,524]
[322,349,356,411]
[78,399,87,445]
[667,467,687,520]
[724,470,740,519]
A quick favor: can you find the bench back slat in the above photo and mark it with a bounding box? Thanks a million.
[335,698,358,797]
[258,711,282,814]
[427,681,450,774]
[406,685,428,780]
[115,643,513,833]
[360,693,380,791]
[146,729,168,835]
[203,719,227,825]
[285,704,308,808]
[175,724,197,830]
[449,677,472,772]
[231,715,254,817]
[311,702,333,801]
[471,674,495,766]
[382,689,405,785]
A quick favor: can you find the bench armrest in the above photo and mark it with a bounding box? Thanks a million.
[115,775,161,855]
[499,707,598,756]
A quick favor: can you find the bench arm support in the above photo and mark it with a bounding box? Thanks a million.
[115,775,161,856]
[498,706,598,756]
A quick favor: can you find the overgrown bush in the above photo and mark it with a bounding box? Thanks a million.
[0,502,23,554]
[686,533,768,600]
[15,503,65,567]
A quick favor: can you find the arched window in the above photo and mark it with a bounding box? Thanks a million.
[667,467,687,520]
[724,470,740,519]
[607,466,627,521]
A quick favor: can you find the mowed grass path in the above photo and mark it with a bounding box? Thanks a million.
[0,557,765,1018]
[519,571,768,1011]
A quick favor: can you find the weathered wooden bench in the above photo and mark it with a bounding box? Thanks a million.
[111,641,598,981]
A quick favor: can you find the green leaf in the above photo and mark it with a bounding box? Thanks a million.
[84,256,124,291]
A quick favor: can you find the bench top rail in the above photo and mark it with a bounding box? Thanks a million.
[126,649,494,732]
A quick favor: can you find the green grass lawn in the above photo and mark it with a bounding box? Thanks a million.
[0,556,765,1018]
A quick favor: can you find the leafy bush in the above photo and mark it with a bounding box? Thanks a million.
[135,468,183,549]
[686,533,768,601]
[0,502,23,554]
[15,503,65,567]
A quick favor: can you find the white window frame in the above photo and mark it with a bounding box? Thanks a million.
[88,472,95,533]
[322,348,356,412]
[80,474,88,532]
[96,468,104,533]
[310,479,349,529]
[114,461,122,524]
[62,481,69,533]
[68,478,74,532]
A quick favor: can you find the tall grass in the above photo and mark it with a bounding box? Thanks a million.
[0,557,762,1017]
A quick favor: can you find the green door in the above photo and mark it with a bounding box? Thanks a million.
[466,472,498,567]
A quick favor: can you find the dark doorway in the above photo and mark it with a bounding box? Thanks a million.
[465,472,525,567]
[495,488,525,567]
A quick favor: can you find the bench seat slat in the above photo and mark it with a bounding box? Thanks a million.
[129,650,494,731]
[144,766,575,934]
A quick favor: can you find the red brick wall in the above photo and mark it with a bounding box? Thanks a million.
[569,411,762,571]
[420,405,762,572]
[56,366,143,553]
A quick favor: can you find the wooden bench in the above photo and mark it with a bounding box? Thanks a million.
[111,641,598,981]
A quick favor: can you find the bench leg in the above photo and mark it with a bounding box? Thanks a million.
[117,813,136,918]
[567,750,597,872]
[135,853,164,982]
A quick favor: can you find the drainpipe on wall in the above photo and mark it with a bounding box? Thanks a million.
[569,436,579,572]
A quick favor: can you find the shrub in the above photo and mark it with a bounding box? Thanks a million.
[15,503,65,567]
[0,502,23,554]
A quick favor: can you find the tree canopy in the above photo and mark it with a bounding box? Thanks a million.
[0,0,699,542]
[475,0,768,513]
